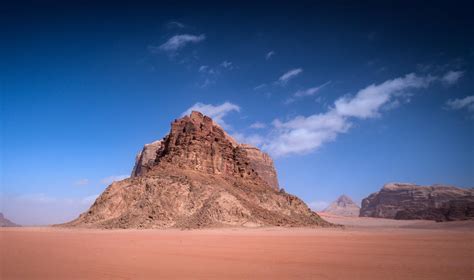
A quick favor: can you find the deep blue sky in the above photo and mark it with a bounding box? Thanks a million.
[1,1,473,224]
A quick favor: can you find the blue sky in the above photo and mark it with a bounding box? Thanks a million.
[1,1,473,225]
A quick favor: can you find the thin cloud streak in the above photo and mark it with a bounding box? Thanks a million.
[277,68,303,85]
[157,34,206,52]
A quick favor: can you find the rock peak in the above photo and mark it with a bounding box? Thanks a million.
[132,111,278,190]
[336,195,353,204]
[323,195,360,217]
[64,112,331,229]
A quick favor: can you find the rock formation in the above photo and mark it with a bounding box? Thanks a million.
[65,111,330,229]
[323,195,360,217]
[0,213,20,227]
[360,183,474,221]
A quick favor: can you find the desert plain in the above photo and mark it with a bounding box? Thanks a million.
[1,215,472,280]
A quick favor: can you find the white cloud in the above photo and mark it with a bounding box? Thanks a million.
[74,178,89,186]
[307,200,330,211]
[441,70,464,85]
[221,60,233,69]
[334,73,433,119]
[158,34,205,52]
[263,73,438,157]
[264,111,350,156]
[294,81,331,97]
[199,65,209,72]
[182,102,240,128]
[277,68,303,85]
[250,122,266,129]
[100,175,129,185]
[265,51,275,60]
[445,95,474,111]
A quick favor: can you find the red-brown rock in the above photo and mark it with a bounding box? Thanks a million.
[64,111,330,229]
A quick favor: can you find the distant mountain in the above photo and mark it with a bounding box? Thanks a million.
[64,111,332,229]
[0,213,20,227]
[360,183,474,221]
[323,195,360,217]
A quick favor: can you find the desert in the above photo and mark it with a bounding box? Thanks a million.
[2,219,473,280]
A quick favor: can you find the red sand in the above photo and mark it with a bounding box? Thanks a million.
[1,220,473,279]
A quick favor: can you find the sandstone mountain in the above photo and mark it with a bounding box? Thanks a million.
[0,213,20,227]
[65,111,330,229]
[322,195,360,217]
[360,183,474,221]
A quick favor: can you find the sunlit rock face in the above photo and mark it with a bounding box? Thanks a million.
[64,111,331,229]
[360,183,474,221]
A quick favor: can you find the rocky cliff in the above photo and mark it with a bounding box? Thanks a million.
[360,183,474,221]
[323,195,360,217]
[0,213,20,227]
[65,111,330,229]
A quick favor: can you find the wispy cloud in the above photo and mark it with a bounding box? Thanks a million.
[253,84,267,90]
[100,175,129,185]
[441,70,464,85]
[197,62,233,88]
[276,68,303,85]
[156,34,205,52]
[199,65,215,74]
[166,21,186,29]
[445,95,474,112]
[263,73,438,156]
[294,81,331,97]
[265,51,275,60]
[182,102,240,128]
[221,60,233,69]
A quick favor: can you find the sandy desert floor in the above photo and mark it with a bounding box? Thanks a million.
[1,217,473,280]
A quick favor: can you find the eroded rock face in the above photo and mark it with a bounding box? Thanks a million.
[323,195,360,217]
[0,213,20,227]
[65,111,330,229]
[131,111,279,190]
[238,144,279,190]
[360,183,474,221]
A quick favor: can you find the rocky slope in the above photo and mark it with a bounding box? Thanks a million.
[0,213,20,227]
[360,183,474,221]
[65,111,330,229]
[323,195,360,217]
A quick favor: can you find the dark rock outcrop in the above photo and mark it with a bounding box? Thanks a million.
[65,111,330,229]
[360,183,474,221]
[323,195,360,217]
[0,213,20,227]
